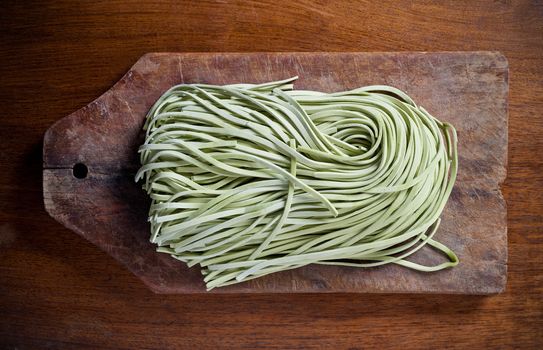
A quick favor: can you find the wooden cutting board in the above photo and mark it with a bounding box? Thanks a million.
[43,52,508,294]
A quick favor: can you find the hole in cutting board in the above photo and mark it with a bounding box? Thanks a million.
[73,163,88,179]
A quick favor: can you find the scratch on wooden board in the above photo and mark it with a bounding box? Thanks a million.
[295,56,306,77]
[177,56,185,83]
[123,99,137,125]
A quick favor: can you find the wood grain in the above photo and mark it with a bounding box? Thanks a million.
[1,0,542,348]
[43,51,508,294]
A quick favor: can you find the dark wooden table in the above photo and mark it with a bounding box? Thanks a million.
[1,1,541,349]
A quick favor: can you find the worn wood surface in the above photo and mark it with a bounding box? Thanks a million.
[43,51,508,294]
[1,0,542,348]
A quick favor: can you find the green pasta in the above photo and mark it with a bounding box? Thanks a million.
[135,77,459,290]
